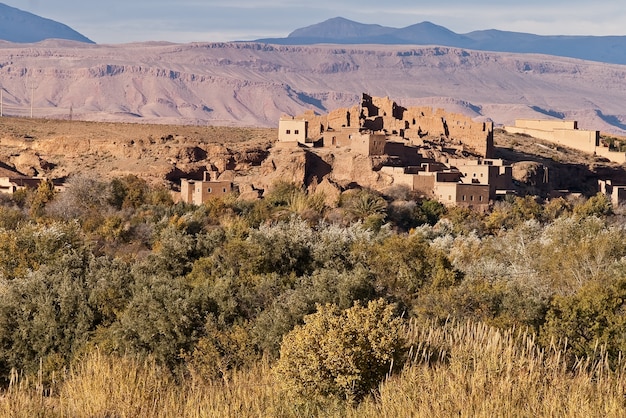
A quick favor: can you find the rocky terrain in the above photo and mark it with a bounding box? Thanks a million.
[0,116,274,187]
[1,41,626,136]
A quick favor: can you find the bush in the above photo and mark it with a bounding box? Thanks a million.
[275,299,405,402]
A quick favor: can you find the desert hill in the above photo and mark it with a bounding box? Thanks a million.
[0,3,93,44]
[1,41,626,136]
[258,17,626,65]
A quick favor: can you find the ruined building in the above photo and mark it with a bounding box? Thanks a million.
[278,93,494,158]
[274,94,509,211]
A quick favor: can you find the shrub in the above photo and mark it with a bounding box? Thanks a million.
[275,299,405,402]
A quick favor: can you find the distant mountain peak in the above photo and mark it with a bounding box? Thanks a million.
[0,2,94,44]
[256,17,626,65]
[288,16,392,40]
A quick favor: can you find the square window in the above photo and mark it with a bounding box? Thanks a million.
[294,130,299,135]
[286,129,291,134]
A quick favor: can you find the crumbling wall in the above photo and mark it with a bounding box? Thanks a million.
[295,94,493,157]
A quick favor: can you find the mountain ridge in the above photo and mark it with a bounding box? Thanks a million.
[1,41,626,135]
[255,17,626,65]
[0,2,93,44]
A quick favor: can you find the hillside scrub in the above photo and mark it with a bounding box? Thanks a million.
[1,180,626,414]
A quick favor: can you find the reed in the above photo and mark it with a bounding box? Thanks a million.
[1,320,625,417]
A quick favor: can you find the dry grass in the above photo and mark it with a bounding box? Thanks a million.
[1,320,625,417]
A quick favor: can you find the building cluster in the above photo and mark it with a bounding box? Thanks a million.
[0,175,45,194]
[275,94,512,211]
[179,95,626,210]
[279,93,494,158]
[379,158,512,210]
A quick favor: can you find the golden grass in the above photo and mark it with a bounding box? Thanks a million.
[1,320,625,417]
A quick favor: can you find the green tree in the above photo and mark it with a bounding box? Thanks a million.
[340,189,387,226]
[540,277,626,362]
[29,178,56,219]
[0,250,95,381]
[573,192,612,218]
[275,299,405,402]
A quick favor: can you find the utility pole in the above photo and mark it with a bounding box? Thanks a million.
[30,82,34,118]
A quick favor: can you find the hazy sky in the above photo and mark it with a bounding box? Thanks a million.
[3,0,626,44]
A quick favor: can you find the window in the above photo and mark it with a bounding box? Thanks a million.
[223,188,227,193]
[294,129,299,135]
[286,129,291,134]
[207,187,212,193]
[470,195,474,201]
[462,195,466,201]
[479,196,483,201]
[448,195,452,201]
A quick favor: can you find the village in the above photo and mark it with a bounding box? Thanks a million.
[2,94,626,211]
[178,94,626,211]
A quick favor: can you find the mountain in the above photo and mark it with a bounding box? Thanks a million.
[256,17,626,65]
[1,41,626,136]
[0,3,93,44]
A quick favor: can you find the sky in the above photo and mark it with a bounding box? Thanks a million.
[3,0,626,44]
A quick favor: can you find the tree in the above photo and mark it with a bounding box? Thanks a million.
[275,299,405,402]
[29,178,56,218]
[540,277,626,362]
[0,250,95,381]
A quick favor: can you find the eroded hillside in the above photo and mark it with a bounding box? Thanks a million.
[1,41,626,134]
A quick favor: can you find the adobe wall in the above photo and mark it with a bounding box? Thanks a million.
[552,129,598,154]
[515,119,577,131]
[413,173,436,196]
[595,146,626,164]
[504,119,601,159]
[455,183,490,208]
[379,166,416,189]
[180,179,195,204]
[434,182,458,205]
[434,182,488,208]
[181,179,234,205]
